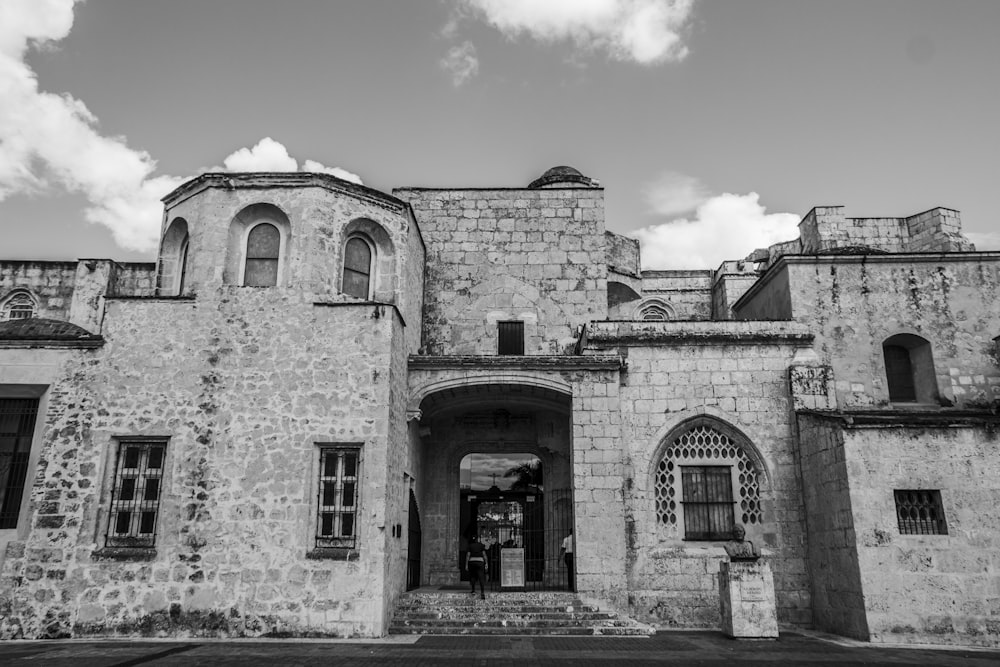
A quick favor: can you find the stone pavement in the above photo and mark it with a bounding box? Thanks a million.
[1,631,999,666]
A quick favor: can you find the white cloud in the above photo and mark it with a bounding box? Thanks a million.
[440,41,480,86]
[631,191,800,270]
[0,2,362,252]
[453,0,695,64]
[966,231,1000,251]
[301,160,364,185]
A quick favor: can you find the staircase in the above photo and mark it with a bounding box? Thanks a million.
[388,590,654,636]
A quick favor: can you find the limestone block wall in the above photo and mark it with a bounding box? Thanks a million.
[0,261,78,321]
[637,271,713,321]
[0,289,406,639]
[605,232,639,277]
[711,262,764,320]
[396,188,609,355]
[109,263,156,298]
[800,415,1000,647]
[795,413,868,639]
[582,321,814,628]
[735,254,1000,409]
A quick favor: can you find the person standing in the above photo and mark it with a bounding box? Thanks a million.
[466,534,488,599]
[560,533,574,592]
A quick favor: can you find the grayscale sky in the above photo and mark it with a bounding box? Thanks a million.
[2,0,998,268]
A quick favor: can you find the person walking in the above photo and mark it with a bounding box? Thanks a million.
[560,532,574,592]
[466,535,488,599]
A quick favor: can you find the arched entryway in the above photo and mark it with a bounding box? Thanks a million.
[413,382,574,591]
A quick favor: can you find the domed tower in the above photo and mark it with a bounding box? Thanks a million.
[527,165,600,189]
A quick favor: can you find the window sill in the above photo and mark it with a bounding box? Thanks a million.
[306,548,360,561]
[92,547,157,561]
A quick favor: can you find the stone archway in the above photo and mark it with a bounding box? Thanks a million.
[414,383,574,589]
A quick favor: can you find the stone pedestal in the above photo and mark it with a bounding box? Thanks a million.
[719,560,779,638]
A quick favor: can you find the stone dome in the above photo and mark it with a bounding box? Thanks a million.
[528,165,598,189]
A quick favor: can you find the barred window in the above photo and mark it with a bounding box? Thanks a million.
[107,441,165,548]
[497,321,524,355]
[681,466,735,540]
[894,489,947,535]
[0,398,38,529]
[317,446,361,549]
[2,292,36,321]
[655,423,763,540]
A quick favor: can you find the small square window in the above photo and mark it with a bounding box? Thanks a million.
[106,441,166,548]
[497,321,524,355]
[894,489,947,535]
[316,446,362,549]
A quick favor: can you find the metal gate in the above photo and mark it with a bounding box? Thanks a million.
[462,490,573,592]
[406,490,421,591]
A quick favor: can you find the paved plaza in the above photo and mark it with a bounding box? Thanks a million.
[1,631,998,666]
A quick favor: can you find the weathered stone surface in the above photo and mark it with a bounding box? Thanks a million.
[719,560,779,638]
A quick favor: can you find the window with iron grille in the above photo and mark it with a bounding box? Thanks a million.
[2,292,36,321]
[106,441,166,547]
[0,398,38,529]
[497,321,524,355]
[681,466,735,540]
[894,489,947,535]
[316,446,361,549]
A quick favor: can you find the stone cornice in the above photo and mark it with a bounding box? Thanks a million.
[408,354,624,371]
[797,408,1000,428]
[162,172,407,213]
[583,321,813,347]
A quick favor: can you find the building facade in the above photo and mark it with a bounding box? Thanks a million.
[0,167,998,645]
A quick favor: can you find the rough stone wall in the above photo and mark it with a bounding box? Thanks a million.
[637,271,713,321]
[605,232,639,277]
[0,285,409,639]
[0,261,78,321]
[795,414,868,639]
[904,209,975,253]
[395,188,608,355]
[109,263,156,297]
[736,255,1000,409]
[838,421,999,646]
[711,262,765,320]
[582,322,813,628]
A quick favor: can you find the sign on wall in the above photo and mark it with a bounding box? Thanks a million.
[501,548,525,589]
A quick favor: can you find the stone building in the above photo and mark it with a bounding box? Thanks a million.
[0,166,998,645]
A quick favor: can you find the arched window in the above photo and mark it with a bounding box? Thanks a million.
[2,291,36,320]
[157,217,190,296]
[343,235,374,299]
[654,421,763,541]
[177,234,190,294]
[243,223,281,287]
[883,333,937,403]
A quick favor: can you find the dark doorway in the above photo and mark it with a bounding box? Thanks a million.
[406,490,421,591]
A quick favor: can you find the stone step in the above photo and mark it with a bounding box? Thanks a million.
[389,590,655,637]
[388,624,653,636]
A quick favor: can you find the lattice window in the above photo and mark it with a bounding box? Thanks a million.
[106,441,165,548]
[2,292,36,321]
[894,489,947,535]
[316,445,361,549]
[655,424,762,534]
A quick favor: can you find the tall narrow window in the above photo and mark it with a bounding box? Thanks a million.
[498,321,525,355]
[343,236,373,299]
[0,399,38,529]
[884,344,916,402]
[106,441,165,547]
[316,446,361,549]
[681,466,735,540]
[243,223,281,287]
[2,292,36,321]
[177,234,190,294]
